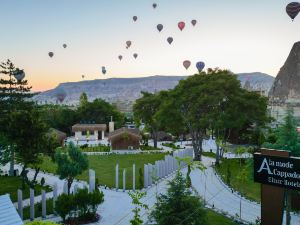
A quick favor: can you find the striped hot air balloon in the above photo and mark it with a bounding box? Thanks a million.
[286,2,300,21]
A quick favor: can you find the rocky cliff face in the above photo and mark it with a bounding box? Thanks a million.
[33,73,274,112]
[269,41,300,104]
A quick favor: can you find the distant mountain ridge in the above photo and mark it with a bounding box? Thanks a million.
[33,73,274,111]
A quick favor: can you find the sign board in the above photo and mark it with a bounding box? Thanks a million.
[254,153,300,190]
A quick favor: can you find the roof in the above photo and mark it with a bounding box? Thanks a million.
[108,127,141,141]
[48,128,67,140]
[0,194,23,225]
[72,124,107,132]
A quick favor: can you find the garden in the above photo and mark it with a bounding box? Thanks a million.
[39,153,167,189]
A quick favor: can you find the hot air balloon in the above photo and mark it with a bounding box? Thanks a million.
[63,44,67,48]
[118,55,123,61]
[126,41,132,49]
[167,37,173,45]
[133,53,138,59]
[133,16,138,22]
[102,69,107,75]
[286,2,300,20]
[48,52,54,58]
[152,3,157,9]
[13,68,25,83]
[196,61,205,72]
[191,20,197,26]
[178,22,185,31]
[82,75,85,79]
[56,88,67,103]
[157,24,163,32]
[183,60,191,70]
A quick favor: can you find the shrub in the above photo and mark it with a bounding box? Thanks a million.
[149,171,207,225]
[55,194,75,222]
[26,221,59,225]
[55,188,104,223]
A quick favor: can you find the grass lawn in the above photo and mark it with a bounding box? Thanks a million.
[202,152,216,158]
[0,176,52,202]
[23,198,54,220]
[39,153,167,189]
[207,209,237,225]
[215,158,260,202]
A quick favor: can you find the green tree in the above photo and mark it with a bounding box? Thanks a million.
[79,92,88,108]
[128,191,148,225]
[262,109,300,225]
[77,98,124,128]
[157,69,269,162]
[38,105,78,135]
[149,171,207,225]
[0,59,33,176]
[7,109,54,188]
[133,92,163,148]
[263,109,300,156]
[55,143,89,194]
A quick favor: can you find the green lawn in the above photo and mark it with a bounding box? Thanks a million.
[23,198,54,220]
[215,158,260,202]
[202,152,216,158]
[207,209,237,225]
[39,153,167,189]
[0,176,51,202]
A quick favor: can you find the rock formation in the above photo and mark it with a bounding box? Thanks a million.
[269,41,300,121]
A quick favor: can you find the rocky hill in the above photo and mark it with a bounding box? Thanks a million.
[268,41,300,122]
[33,73,274,112]
[269,41,300,104]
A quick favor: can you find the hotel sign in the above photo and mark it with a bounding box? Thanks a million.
[254,153,300,190]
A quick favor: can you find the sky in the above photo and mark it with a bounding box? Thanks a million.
[0,0,300,91]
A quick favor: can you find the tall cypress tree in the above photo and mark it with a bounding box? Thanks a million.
[0,59,33,176]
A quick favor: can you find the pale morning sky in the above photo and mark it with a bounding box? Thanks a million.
[0,0,299,91]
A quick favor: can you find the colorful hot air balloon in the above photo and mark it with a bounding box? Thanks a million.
[48,52,54,58]
[152,3,157,9]
[196,61,205,72]
[56,88,67,103]
[126,41,132,49]
[178,22,185,31]
[191,19,197,26]
[183,60,191,70]
[133,53,138,59]
[157,24,163,32]
[13,68,25,82]
[286,2,300,20]
[63,44,67,48]
[133,16,138,22]
[167,37,173,45]
[118,55,123,61]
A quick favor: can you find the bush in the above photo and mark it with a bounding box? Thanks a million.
[149,171,207,225]
[26,221,59,225]
[55,194,75,222]
[140,145,162,151]
[55,188,104,223]
[161,142,181,149]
